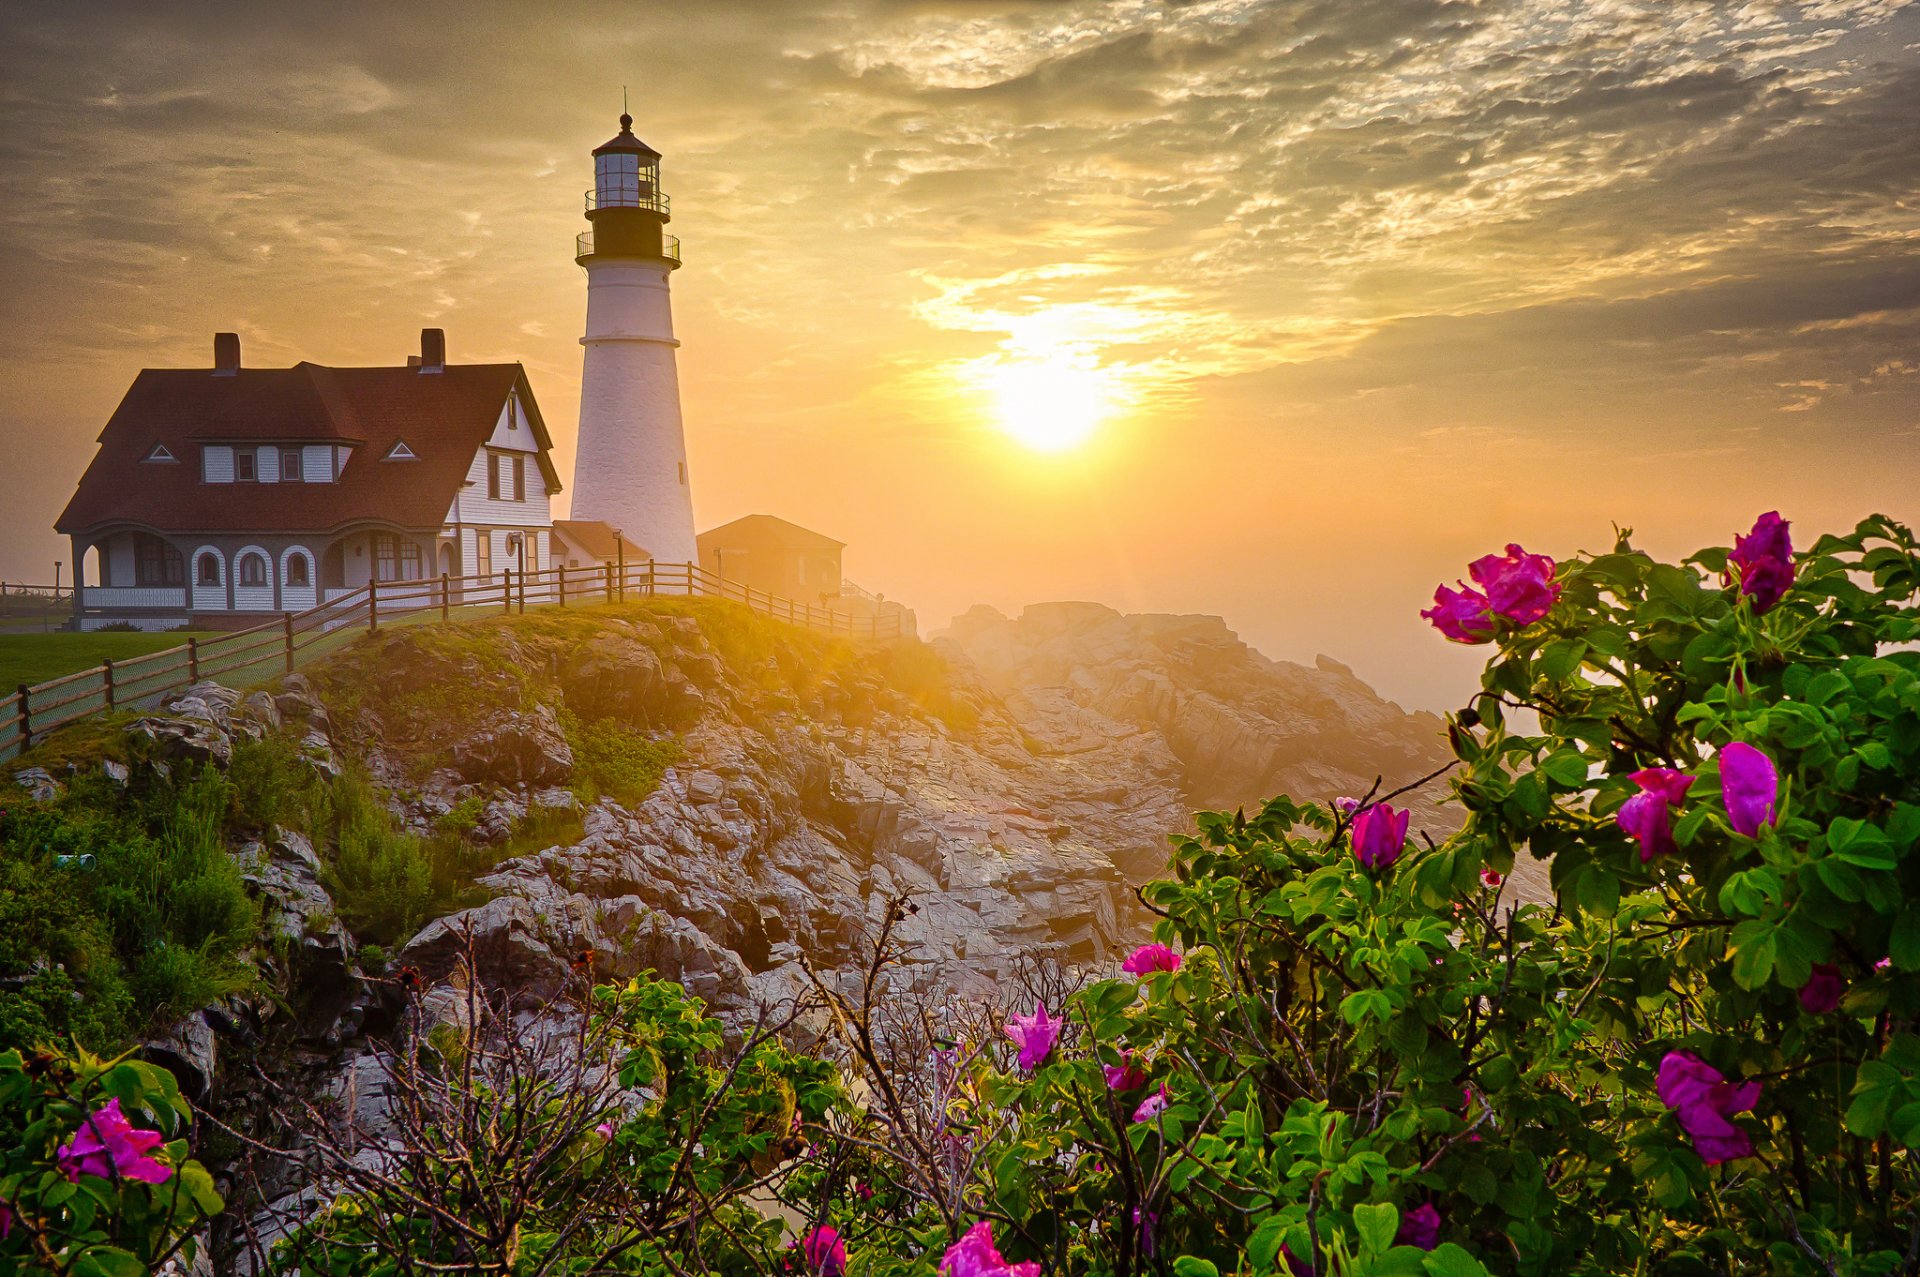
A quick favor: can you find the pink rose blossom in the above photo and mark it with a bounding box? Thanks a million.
[1003,1002,1060,1072]
[1469,544,1562,625]
[1615,767,1695,861]
[1657,1050,1760,1164]
[1132,1084,1172,1123]
[1351,802,1410,870]
[1726,512,1794,613]
[802,1225,847,1277]
[1122,943,1181,975]
[1421,583,1497,644]
[1719,743,1778,837]
[56,1099,173,1185]
[1397,1203,1442,1250]
[1798,964,1845,1015]
[1480,867,1503,887]
[941,1222,1041,1277]
[1104,1050,1148,1091]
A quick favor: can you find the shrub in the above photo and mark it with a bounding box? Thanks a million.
[561,708,680,807]
[0,1043,223,1274]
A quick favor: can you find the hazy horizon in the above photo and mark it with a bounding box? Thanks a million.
[3,0,1917,711]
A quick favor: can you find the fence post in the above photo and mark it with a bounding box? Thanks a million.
[686,561,696,599]
[368,577,380,633]
[605,562,614,605]
[283,612,295,674]
[440,572,450,622]
[518,568,526,614]
[16,684,30,752]
[188,636,199,682]
[102,659,115,712]
[501,570,512,614]
[558,564,567,608]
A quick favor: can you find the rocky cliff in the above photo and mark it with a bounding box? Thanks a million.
[293,597,1453,1007]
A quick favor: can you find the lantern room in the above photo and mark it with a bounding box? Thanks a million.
[590,113,667,215]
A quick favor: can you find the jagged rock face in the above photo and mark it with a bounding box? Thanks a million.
[939,602,1456,828]
[321,600,1454,1005]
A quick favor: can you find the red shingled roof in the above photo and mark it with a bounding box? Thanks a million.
[57,362,560,536]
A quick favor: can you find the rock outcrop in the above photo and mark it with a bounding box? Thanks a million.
[312,599,1453,1004]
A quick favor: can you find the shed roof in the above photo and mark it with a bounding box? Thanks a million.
[697,514,846,551]
[552,519,652,563]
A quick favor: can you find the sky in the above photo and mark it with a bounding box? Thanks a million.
[1,0,1916,710]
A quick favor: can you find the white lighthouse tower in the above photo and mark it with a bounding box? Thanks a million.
[569,112,697,568]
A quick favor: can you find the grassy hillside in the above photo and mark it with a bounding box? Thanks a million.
[0,632,215,690]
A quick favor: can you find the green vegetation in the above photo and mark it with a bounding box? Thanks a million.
[0,767,258,1053]
[560,706,680,807]
[0,632,214,691]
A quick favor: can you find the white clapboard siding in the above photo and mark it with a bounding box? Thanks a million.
[304,446,333,483]
[203,446,234,483]
[259,447,281,483]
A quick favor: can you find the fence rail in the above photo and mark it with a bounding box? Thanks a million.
[2,560,906,762]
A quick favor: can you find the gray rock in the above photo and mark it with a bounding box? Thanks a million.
[101,758,131,787]
[13,766,61,802]
[142,1012,217,1102]
[450,704,574,785]
[134,715,233,769]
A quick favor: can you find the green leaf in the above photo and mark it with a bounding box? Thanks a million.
[1248,1217,1288,1273]
[1542,749,1590,788]
[1173,1258,1220,1277]
[72,1249,147,1277]
[1539,639,1588,682]
[1353,1202,1400,1255]
[1729,919,1777,990]
[1424,1243,1491,1277]
[1892,908,1920,971]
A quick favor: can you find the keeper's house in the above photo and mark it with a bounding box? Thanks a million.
[56,329,561,630]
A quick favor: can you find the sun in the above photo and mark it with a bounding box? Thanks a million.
[982,355,1117,452]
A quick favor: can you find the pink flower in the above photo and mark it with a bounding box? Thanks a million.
[1421,583,1496,644]
[1351,803,1410,870]
[1469,544,1562,625]
[1726,512,1794,614]
[1657,1050,1760,1164]
[1798,963,1845,1014]
[941,1222,1040,1277]
[1719,743,1778,837]
[1122,943,1181,975]
[1132,1084,1172,1123]
[1333,796,1361,816]
[55,1099,173,1185]
[1281,1245,1316,1276]
[1132,1206,1159,1258]
[594,1121,615,1139]
[1877,957,1894,972]
[802,1225,847,1277]
[1396,1203,1442,1250]
[1480,867,1503,887]
[1615,767,1695,861]
[1003,1002,1059,1072]
[0,1200,10,1239]
[1104,1050,1148,1091]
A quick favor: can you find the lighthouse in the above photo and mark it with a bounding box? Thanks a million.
[569,111,697,568]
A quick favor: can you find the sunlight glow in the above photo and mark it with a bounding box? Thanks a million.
[962,350,1125,453]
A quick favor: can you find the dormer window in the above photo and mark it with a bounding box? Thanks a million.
[507,396,520,430]
[234,448,257,482]
[143,444,177,464]
[385,440,418,461]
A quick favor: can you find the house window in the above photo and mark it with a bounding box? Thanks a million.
[488,454,501,500]
[400,541,422,580]
[508,396,519,430]
[282,447,304,482]
[136,534,184,587]
[285,553,310,587]
[475,532,492,579]
[144,444,177,464]
[195,553,221,587]
[235,448,257,482]
[237,552,268,588]
[512,455,525,501]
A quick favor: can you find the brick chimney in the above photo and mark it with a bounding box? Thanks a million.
[213,332,240,376]
[419,327,445,374]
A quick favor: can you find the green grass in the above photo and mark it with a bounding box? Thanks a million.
[0,632,216,691]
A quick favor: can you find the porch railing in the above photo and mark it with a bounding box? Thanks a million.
[2,560,907,762]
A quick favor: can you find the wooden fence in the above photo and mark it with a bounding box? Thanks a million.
[2,560,906,761]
